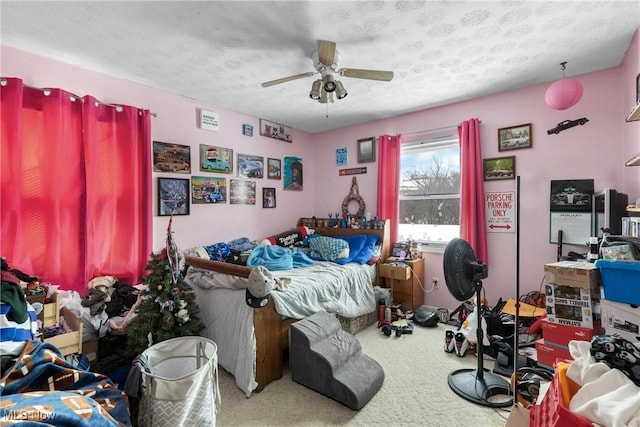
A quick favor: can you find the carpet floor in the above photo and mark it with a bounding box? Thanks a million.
[216,320,516,426]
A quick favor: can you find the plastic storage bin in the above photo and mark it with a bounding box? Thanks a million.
[594,259,640,305]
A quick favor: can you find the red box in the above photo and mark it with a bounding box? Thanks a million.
[541,319,602,347]
[535,338,571,368]
[530,372,592,427]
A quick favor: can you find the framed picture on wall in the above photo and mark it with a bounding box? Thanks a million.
[357,137,376,163]
[498,123,532,151]
[158,178,190,216]
[263,187,276,208]
[267,158,281,179]
[152,141,191,173]
[483,156,516,181]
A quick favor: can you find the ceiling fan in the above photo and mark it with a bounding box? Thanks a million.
[261,40,394,103]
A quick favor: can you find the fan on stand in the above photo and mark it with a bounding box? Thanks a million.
[443,238,512,408]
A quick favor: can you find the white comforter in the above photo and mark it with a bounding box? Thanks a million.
[184,261,376,396]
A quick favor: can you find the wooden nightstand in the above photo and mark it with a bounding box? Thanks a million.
[378,258,424,310]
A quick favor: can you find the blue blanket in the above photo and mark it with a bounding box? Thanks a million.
[247,246,314,271]
[1,340,131,426]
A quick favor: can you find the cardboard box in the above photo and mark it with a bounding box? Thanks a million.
[545,283,600,329]
[544,261,601,289]
[541,319,602,347]
[601,299,640,343]
[535,338,571,368]
[81,339,99,365]
[378,262,411,281]
[45,307,83,356]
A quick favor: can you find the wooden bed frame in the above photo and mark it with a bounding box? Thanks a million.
[184,217,390,392]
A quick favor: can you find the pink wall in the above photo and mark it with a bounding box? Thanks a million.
[312,28,640,310]
[3,28,639,310]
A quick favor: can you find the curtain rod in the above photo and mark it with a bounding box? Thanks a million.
[402,120,482,137]
[0,77,157,117]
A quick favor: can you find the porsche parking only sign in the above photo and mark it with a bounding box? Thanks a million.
[486,191,515,233]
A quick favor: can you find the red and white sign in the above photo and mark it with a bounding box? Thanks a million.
[485,191,515,233]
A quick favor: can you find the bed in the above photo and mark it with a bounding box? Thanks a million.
[183,218,390,396]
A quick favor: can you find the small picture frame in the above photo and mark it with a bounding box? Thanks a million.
[267,158,281,179]
[158,178,190,216]
[260,119,292,142]
[357,137,376,163]
[483,156,516,181]
[263,187,276,208]
[498,123,532,151]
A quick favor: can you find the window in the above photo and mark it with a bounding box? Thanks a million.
[398,134,460,249]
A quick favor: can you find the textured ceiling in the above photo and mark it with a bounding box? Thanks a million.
[1,1,639,134]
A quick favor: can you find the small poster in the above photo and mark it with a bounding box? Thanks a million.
[550,179,594,212]
[283,156,303,191]
[199,144,233,174]
[198,109,220,131]
[485,191,515,233]
[191,176,226,204]
[229,179,256,205]
[336,147,347,166]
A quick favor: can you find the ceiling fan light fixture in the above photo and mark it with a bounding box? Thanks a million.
[335,80,347,99]
[323,74,336,92]
[309,79,322,100]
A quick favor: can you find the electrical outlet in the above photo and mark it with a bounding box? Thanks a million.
[432,277,439,287]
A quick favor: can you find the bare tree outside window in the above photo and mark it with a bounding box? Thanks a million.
[399,138,460,245]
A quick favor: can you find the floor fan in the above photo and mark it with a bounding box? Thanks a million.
[443,238,512,408]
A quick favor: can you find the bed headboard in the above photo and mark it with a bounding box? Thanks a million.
[296,217,391,262]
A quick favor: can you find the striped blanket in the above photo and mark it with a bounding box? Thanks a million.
[0,340,131,426]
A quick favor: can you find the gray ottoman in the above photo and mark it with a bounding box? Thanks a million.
[289,310,384,410]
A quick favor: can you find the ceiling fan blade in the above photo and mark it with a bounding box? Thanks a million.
[338,68,394,81]
[317,39,336,65]
[261,72,317,88]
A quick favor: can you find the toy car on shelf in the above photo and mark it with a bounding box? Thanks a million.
[547,117,589,134]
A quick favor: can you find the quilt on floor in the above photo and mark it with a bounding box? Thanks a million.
[0,340,131,426]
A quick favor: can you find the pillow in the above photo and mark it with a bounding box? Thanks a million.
[261,226,309,247]
[333,234,368,265]
[351,234,380,264]
[308,236,350,261]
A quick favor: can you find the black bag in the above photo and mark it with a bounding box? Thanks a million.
[412,307,438,327]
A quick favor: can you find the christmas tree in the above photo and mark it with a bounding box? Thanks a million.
[126,216,203,357]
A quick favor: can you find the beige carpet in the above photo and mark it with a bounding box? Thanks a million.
[216,321,516,426]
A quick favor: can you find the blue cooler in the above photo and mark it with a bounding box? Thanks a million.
[594,259,640,305]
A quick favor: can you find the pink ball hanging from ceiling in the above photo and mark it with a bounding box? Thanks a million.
[544,78,584,110]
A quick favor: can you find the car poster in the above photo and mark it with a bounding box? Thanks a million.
[237,154,264,179]
[199,144,233,174]
[153,141,191,173]
[229,179,256,205]
[191,176,226,205]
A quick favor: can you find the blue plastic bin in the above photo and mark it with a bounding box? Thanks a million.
[594,259,640,305]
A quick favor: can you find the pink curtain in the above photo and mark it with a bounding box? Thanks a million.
[1,77,151,294]
[458,118,488,265]
[376,134,402,243]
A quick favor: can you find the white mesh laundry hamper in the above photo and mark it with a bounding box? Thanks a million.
[139,336,220,427]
